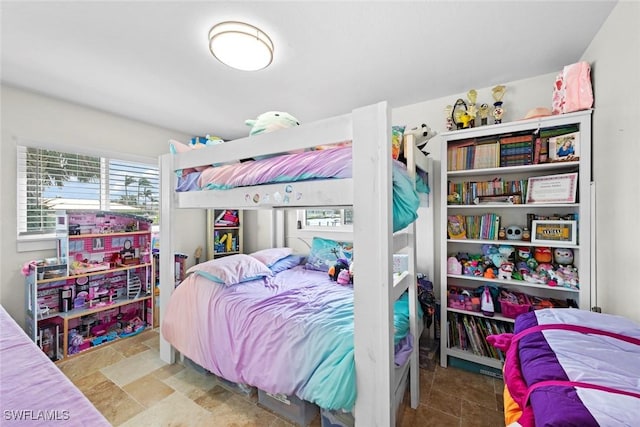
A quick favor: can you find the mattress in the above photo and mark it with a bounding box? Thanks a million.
[490,308,640,427]
[161,266,416,412]
[0,305,110,426]
[175,146,424,232]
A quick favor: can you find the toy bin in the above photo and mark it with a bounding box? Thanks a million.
[499,291,532,319]
[320,409,354,427]
[258,389,318,426]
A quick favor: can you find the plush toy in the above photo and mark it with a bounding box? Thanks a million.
[553,248,574,266]
[245,111,301,160]
[404,123,437,150]
[245,111,300,136]
[534,247,553,263]
[498,262,514,280]
[328,258,350,282]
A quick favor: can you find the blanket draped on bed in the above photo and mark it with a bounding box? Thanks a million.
[488,308,640,427]
[161,266,416,411]
[175,146,422,232]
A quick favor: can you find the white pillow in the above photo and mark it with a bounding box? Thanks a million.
[186,254,271,286]
[249,247,293,267]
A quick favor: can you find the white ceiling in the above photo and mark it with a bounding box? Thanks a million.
[1,1,616,141]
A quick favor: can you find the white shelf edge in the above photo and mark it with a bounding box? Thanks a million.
[446,307,515,323]
[445,347,504,369]
[446,239,579,248]
[446,274,580,293]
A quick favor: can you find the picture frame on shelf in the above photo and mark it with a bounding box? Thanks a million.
[526,172,578,204]
[548,131,580,162]
[531,220,577,245]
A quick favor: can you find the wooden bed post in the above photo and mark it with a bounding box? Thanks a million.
[159,153,176,364]
[352,102,394,426]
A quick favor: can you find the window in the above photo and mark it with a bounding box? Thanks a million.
[17,146,159,237]
[302,209,353,229]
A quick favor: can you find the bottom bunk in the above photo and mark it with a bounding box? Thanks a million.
[0,305,110,426]
[161,252,421,417]
[489,308,640,427]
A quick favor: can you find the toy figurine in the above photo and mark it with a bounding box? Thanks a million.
[498,227,507,240]
[522,227,531,241]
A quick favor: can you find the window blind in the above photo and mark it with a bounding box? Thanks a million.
[17,146,159,236]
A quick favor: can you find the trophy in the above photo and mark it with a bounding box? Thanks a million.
[466,90,478,128]
[492,85,506,124]
[444,105,454,131]
[479,103,490,126]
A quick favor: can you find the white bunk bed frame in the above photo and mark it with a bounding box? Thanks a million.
[159,102,432,426]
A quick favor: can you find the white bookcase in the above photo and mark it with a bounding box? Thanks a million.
[439,110,592,371]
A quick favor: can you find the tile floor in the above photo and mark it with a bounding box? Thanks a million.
[57,330,505,426]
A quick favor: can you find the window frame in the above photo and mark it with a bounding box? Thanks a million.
[299,208,353,232]
[16,140,159,245]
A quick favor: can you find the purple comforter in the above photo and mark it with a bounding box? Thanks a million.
[161,266,414,411]
[0,306,110,426]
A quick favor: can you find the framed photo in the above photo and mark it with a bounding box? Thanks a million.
[92,237,105,251]
[526,172,578,204]
[531,220,577,245]
[548,132,580,162]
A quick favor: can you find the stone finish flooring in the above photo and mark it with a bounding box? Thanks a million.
[57,330,505,426]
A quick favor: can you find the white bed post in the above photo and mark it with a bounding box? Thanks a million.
[352,102,395,426]
[159,153,176,364]
[404,135,421,409]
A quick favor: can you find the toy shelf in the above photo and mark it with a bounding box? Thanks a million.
[25,210,154,361]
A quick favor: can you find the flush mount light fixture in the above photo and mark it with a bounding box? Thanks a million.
[208,21,274,71]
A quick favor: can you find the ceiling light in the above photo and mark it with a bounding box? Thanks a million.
[208,21,274,71]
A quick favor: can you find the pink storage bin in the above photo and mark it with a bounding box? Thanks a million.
[499,291,531,319]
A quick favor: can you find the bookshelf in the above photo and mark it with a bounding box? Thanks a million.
[206,209,243,260]
[439,110,592,373]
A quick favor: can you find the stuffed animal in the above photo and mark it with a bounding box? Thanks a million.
[245,111,301,160]
[328,258,350,282]
[404,123,437,150]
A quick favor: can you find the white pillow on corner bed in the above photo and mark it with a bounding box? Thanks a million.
[186,254,272,286]
[249,247,293,267]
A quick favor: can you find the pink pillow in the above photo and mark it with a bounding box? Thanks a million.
[249,247,293,267]
[169,139,209,175]
[186,254,271,286]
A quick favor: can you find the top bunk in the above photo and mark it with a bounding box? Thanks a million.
[159,102,432,214]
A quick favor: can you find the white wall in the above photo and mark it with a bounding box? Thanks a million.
[0,85,206,327]
[580,1,640,321]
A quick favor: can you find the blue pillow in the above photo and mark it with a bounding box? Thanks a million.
[270,254,305,274]
[305,237,353,272]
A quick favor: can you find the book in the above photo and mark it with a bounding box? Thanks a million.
[447,215,467,239]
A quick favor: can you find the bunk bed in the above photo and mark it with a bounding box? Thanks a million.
[488,308,640,427]
[159,102,433,426]
[0,305,110,426]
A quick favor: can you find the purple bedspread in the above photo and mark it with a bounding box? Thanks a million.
[512,309,640,426]
[0,306,109,426]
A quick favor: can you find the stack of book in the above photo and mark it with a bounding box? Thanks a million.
[464,213,501,240]
[499,134,534,167]
[447,179,528,205]
[447,138,500,171]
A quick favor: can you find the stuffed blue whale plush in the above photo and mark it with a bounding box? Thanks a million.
[245,111,301,160]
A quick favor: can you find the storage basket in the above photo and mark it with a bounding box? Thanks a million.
[498,291,531,319]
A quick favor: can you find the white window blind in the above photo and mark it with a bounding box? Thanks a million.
[17,146,159,236]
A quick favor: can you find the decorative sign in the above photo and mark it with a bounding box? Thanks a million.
[531,220,577,245]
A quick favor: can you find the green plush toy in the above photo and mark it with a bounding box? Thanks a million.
[245,111,301,160]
